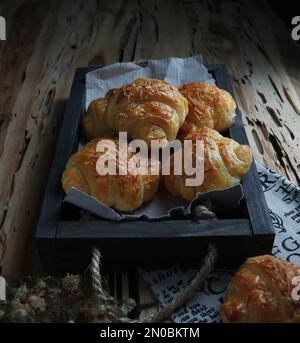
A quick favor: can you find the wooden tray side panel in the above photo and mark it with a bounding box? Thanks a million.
[211,65,274,236]
[36,69,86,271]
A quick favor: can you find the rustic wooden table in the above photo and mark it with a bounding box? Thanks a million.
[0,0,299,320]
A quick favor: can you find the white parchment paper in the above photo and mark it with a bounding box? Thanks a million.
[85,56,214,109]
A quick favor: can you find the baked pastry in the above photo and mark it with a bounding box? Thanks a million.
[104,77,188,145]
[177,82,236,139]
[164,127,252,201]
[62,138,160,212]
[221,255,300,323]
[81,98,114,140]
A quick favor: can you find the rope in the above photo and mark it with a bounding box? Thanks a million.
[90,204,218,322]
[192,203,217,220]
[90,247,113,302]
[90,243,217,323]
[193,205,217,219]
[143,243,217,323]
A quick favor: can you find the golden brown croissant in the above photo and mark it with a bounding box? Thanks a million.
[177,82,236,139]
[221,255,300,323]
[62,138,160,212]
[104,77,188,145]
[164,127,253,201]
[81,98,114,140]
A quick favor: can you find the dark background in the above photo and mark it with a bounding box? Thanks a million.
[269,1,300,28]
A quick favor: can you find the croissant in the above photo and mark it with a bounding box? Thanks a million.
[81,98,114,140]
[104,77,188,145]
[177,82,236,139]
[164,127,252,201]
[62,138,160,212]
[221,255,300,323]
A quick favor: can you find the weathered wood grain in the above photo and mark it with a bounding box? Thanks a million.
[0,1,299,320]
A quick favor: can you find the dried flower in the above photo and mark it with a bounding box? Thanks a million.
[28,295,46,312]
[0,274,136,323]
[0,309,5,320]
[62,274,80,292]
[36,280,46,289]
[126,298,136,311]
[48,287,62,298]
[9,303,32,323]
[13,284,28,301]
[97,304,107,315]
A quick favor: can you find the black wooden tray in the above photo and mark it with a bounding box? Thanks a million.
[36,64,275,273]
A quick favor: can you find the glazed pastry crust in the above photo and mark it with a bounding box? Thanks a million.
[104,77,188,145]
[178,82,236,139]
[221,255,300,323]
[81,98,114,140]
[164,127,253,201]
[62,138,160,212]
